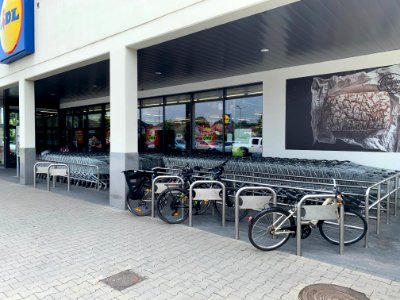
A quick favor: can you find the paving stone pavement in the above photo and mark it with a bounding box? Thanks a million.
[0,178,399,300]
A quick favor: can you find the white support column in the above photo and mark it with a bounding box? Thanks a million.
[19,79,36,185]
[109,47,139,209]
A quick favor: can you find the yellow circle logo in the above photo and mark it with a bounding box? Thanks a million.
[0,0,22,54]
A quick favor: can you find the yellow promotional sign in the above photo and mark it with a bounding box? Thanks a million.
[224,114,230,124]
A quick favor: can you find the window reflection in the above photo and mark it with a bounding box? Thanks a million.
[138,83,263,156]
[165,104,189,153]
[194,101,223,153]
[225,96,263,156]
[141,106,163,152]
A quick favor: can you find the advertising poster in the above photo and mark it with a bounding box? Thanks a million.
[75,129,84,145]
[286,64,400,152]
[145,127,159,149]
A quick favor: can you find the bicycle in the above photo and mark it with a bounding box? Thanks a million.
[248,178,367,251]
[156,160,248,224]
[123,170,155,216]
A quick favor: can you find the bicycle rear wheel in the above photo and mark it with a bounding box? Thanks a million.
[214,187,249,222]
[126,181,152,216]
[318,208,367,245]
[248,207,295,251]
[157,188,189,224]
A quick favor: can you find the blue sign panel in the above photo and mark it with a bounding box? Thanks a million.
[0,0,34,64]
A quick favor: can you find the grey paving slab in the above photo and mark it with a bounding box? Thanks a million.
[0,172,399,299]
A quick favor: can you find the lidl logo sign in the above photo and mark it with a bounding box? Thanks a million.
[0,0,34,63]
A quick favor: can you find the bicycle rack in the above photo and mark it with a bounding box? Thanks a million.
[296,194,344,256]
[234,186,277,240]
[151,175,184,218]
[33,162,52,188]
[364,173,400,248]
[189,180,226,228]
[47,163,70,192]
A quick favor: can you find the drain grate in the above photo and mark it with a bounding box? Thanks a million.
[101,270,145,291]
[299,284,370,300]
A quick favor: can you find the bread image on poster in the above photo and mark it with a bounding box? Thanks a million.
[311,65,400,152]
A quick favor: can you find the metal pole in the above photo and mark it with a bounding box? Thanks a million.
[364,189,370,248]
[387,181,390,225]
[67,165,70,192]
[97,166,100,191]
[376,184,381,235]
[296,200,302,256]
[33,164,37,188]
[222,184,226,228]
[395,175,399,217]
[339,203,344,255]
[47,165,51,191]
[189,184,193,227]
[235,190,239,240]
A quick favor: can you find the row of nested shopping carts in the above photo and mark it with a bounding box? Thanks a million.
[39,152,110,189]
[37,151,397,204]
[139,153,397,206]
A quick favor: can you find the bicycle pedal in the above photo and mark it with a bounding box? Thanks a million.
[134,208,142,213]
[171,211,180,217]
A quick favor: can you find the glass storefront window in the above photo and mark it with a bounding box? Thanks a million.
[36,108,59,152]
[88,113,102,127]
[193,101,223,153]
[226,83,262,99]
[193,89,223,102]
[225,95,263,156]
[141,106,163,152]
[164,94,190,153]
[138,83,263,156]
[105,104,110,149]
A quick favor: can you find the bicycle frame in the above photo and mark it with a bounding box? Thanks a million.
[271,197,339,235]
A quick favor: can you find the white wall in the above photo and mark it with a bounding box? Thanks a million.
[139,49,400,171]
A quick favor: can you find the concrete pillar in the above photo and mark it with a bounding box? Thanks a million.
[19,79,36,185]
[109,47,139,209]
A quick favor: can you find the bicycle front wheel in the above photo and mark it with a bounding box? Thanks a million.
[248,207,295,251]
[126,181,152,216]
[157,188,189,224]
[319,208,367,245]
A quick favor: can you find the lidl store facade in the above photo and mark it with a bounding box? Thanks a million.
[0,0,399,208]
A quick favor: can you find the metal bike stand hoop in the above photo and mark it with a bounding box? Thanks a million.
[296,194,344,256]
[235,186,277,240]
[189,180,226,228]
[151,175,184,218]
[47,163,70,192]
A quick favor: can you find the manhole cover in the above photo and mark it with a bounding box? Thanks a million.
[299,284,370,300]
[101,270,145,291]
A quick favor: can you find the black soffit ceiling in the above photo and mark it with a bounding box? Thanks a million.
[35,0,400,100]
